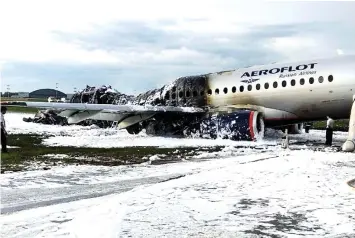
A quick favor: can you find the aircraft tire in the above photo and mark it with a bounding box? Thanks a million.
[145,121,157,135]
[126,124,142,135]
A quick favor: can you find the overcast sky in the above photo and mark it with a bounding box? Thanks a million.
[1,0,355,95]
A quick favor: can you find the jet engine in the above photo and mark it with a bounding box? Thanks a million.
[200,110,265,141]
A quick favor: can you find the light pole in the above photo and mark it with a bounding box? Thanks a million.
[6,84,10,98]
[55,83,58,99]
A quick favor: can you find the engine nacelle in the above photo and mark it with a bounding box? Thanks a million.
[200,110,265,141]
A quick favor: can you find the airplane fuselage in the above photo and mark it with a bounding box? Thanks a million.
[204,55,355,125]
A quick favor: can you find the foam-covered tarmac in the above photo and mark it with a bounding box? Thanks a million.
[1,112,354,238]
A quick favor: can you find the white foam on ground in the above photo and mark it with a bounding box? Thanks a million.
[2,112,354,237]
[1,150,354,237]
[0,146,268,189]
[5,112,349,148]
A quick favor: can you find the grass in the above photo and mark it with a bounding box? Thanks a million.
[1,97,46,114]
[6,107,39,114]
[1,97,48,102]
[0,134,224,173]
[311,119,349,131]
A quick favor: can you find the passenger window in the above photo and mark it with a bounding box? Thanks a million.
[223,87,228,94]
[309,77,314,84]
[172,86,176,91]
[247,85,252,91]
[282,80,286,87]
[232,86,236,93]
[186,91,190,97]
[200,90,204,96]
[193,91,198,97]
[215,88,219,95]
[291,79,296,86]
[273,81,278,88]
[328,75,333,82]
[264,83,269,89]
[256,84,260,90]
[318,76,324,83]
[300,78,305,85]
[207,89,212,95]
[165,91,170,100]
[240,85,244,92]
[172,93,176,99]
[179,91,183,98]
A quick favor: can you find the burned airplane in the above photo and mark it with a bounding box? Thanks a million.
[3,55,355,152]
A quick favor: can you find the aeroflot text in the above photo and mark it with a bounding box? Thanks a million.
[241,63,317,78]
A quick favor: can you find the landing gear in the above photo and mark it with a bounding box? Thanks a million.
[281,128,289,149]
[305,123,312,133]
[342,95,355,152]
[126,123,142,134]
[145,121,157,135]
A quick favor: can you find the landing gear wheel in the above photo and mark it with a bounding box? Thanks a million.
[145,121,157,135]
[126,124,142,134]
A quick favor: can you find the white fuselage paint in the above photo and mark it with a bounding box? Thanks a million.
[206,55,355,122]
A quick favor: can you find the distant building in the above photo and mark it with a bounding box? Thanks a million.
[29,89,67,99]
[1,92,29,98]
[11,92,30,98]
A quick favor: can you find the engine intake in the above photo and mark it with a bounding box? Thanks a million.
[200,110,265,141]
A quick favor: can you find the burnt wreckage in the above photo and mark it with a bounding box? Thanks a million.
[24,74,264,141]
[124,74,263,141]
[23,85,135,128]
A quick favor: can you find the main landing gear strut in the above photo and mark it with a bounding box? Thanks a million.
[342,95,355,152]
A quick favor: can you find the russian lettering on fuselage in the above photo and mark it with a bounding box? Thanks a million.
[241,63,317,79]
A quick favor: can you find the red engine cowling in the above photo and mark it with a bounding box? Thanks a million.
[200,110,265,141]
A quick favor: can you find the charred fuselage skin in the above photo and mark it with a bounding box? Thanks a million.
[133,75,209,108]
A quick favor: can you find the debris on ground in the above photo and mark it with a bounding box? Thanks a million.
[23,109,68,126]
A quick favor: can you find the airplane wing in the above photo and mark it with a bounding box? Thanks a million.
[1,101,205,113]
[1,101,205,127]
